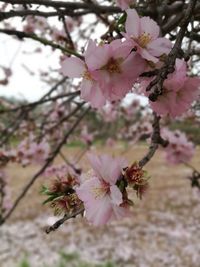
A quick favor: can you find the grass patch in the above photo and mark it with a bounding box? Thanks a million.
[17,252,116,267]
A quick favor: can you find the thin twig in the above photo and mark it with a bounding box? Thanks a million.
[46,206,84,234]
[0,29,83,58]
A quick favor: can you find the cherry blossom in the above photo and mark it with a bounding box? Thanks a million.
[76,153,130,226]
[23,16,49,34]
[87,39,146,101]
[61,39,146,108]
[124,9,172,63]
[142,59,200,117]
[161,128,195,164]
[17,135,50,166]
[61,53,106,108]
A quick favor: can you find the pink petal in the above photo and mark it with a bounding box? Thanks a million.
[88,154,125,185]
[140,16,160,40]
[147,38,172,57]
[61,57,85,78]
[80,78,106,108]
[98,155,123,184]
[76,177,102,203]
[94,70,132,102]
[87,153,103,179]
[125,9,140,38]
[164,59,187,92]
[150,91,176,117]
[121,53,146,81]
[85,40,110,71]
[139,48,159,63]
[85,195,113,226]
[110,185,123,205]
[110,39,133,59]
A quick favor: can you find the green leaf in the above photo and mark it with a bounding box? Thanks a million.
[117,13,127,26]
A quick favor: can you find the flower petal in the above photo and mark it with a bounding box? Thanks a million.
[140,16,160,40]
[110,185,123,205]
[61,57,85,78]
[147,38,172,57]
[85,195,113,226]
[85,40,110,71]
[81,78,106,108]
[125,9,140,38]
[139,48,159,63]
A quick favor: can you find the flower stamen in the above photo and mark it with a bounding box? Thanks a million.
[104,58,121,74]
[137,33,152,48]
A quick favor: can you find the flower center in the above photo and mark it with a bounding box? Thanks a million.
[104,58,121,74]
[92,187,106,199]
[137,32,152,48]
[83,70,93,81]
[176,90,183,98]
[91,180,110,199]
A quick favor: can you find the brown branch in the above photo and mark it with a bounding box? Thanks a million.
[0,1,122,14]
[139,113,168,168]
[0,91,80,114]
[45,206,84,234]
[0,10,60,21]
[0,29,83,58]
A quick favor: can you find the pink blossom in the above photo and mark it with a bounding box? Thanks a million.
[61,39,146,108]
[116,0,134,10]
[51,28,66,43]
[76,153,130,226]
[61,51,106,108]
[124,9,172,63]
[17,135,50,166]
[31,140,50,164]
[142,59,200,117]
[88,39,146,101]
[162,128,195,164]
[44,164,76,178]
[23,16,49,33]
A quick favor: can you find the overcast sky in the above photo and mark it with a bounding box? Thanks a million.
[0,33,62,101]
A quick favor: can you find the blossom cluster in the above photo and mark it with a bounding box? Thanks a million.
[142,59,200,117]
[61,9,173,109]
[16,135,50,166]
[42,171,80,216]
[161,128,195,165]
[0,135,50,167]
[43,153,149,226]
[61,8,199,119]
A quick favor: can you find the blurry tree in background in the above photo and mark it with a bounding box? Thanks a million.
[0,0,200,229]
